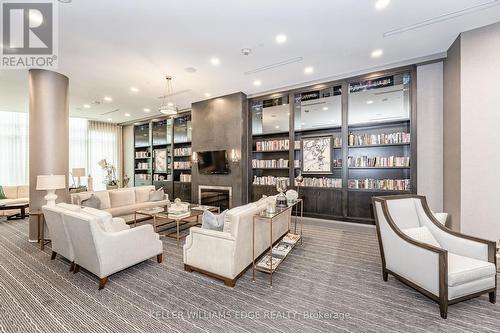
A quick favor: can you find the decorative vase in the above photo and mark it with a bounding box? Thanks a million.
[276,179,288,207]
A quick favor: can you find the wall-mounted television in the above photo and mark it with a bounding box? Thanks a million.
[197,150,229,175]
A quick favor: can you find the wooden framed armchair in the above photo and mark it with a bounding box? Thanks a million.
[372,195,497,319]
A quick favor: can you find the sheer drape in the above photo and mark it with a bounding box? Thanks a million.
[88,121,122,191]
[69,118,88,187]
[0,112,29,186]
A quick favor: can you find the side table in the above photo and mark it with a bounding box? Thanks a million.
[30,211,50,250]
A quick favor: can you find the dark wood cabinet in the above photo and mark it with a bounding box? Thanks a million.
[174,182,191,202]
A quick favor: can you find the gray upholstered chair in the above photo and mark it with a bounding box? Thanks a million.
[372,195,496,319]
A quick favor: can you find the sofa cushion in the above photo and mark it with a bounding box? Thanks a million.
[109,189,135,208]
[135,185,155,203]
[17,185,29,199]
[104,199,169,218]
[0,198,28,205]
[202,210,227,231]
[93,191,111,209]
[223,202,259,235]
[81,194,101,209]
[448,253,496,287]
[402,226,441,248]
[3,186,18,199]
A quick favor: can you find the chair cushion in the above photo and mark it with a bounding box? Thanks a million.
[17,185,29,199]
[109,189,135,208]
[80,207,114,233]
[56,202,82,212]
[2,186,18,199]
[402,226,441,248]
[386,198,421,229]
[448,253,496,287]
[93,191,111,209]
[202,209,227,231]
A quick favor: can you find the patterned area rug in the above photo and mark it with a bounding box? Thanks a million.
[0,218,498,333]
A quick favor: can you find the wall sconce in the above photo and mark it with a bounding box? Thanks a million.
[230,148,239,163]
[192,151,198,163]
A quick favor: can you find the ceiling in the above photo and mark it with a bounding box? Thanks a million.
[1,0,500,123]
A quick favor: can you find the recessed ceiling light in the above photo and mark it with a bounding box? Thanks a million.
[130,87,139,93]
[371,49,383,58]
[204,93,212,98]
[124,113,131,117]
[253,80,262,87]
[143,108,151,112]
[275,125,280,129]
[104,96,112,102]
[210,57,220,65]
[375,0,390,10]
[304,66,314,74]
[83,104,91,109]
[322,107,328,111]
[107,118,112,121]
[133,122,139,125]
[367,100,374,104]
[275,34,287,44]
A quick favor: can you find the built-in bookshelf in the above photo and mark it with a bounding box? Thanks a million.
[248,68,416,223]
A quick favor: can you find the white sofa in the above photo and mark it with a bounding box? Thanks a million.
[373,195,496,319]
[183,196,291,286]
[70,185,169,223]
[43,203,163,289]
[0,185,29,217]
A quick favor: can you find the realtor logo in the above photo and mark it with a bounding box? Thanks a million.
[1,0,58,68]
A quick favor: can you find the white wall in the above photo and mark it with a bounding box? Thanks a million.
[460,22,500,241]
[417,62,444,212]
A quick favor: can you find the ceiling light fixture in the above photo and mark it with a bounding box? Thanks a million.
[210,57,220,65]
[107,118,112,121]
[375,0,391,10]
[367,100,374,104]
[104,96,112,102]
[158,76,178,116]
[322,107,328,111]
[304,66,314,74]
[275,34,287,44]
[83,104,91,109]
[253,80,262,87]
[204,93,212,98]
[130,87,139,93]
[143,108,151,112]
[371,49,383,58]
[124,113,131,117]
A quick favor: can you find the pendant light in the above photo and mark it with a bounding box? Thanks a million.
[158,75,178,115]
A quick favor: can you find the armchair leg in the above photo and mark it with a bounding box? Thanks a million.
[489,291,496,304]
[69,262,75,272]
[382,270,388,282]
[51,251,57,260]
[99,277,108,290]
[157,254,163,263]
[439,302,448,319]
[73,264,80,274]
[184,264,193,272]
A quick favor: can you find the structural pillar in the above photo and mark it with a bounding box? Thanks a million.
[28,69,69,241]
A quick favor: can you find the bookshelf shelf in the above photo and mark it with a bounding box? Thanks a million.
[348,143,410,148]
[348,167,410,169]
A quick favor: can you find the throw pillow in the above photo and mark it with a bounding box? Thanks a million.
[202,209,228,231]
[402,226,441,248]
[149,187,164,202]
[81,194,101,209]
[0,186,6,200]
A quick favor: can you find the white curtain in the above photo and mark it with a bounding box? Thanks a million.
[0,112,29,186]
[88,121,122,191]
[69,118,88,187]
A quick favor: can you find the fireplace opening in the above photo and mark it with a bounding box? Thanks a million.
[199,186,232,211]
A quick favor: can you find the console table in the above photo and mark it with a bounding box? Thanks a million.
[252,199,303,287]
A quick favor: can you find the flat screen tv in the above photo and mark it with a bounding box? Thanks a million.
[197,150,229,175]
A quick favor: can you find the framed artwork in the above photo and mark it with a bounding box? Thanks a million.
[154,149,167,172]
[301,136,332,174]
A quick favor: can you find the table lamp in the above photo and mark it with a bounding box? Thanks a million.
[71,168,86,187]
[36,175,66,207]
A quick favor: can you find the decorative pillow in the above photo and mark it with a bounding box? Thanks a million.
[76,192,92,205]
[402,226,441,248]
[0,186,6,200]
[94,190,112,209]
[202,209,228,231]
[81,194,101,209]
[149,187,165,202]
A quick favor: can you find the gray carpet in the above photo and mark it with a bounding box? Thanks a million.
[0,218,499,333]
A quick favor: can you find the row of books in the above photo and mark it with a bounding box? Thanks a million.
[135,174,151,180]
[333,159,342,168]
[154,174,172,181]
[255,139,290,151]
[173,161,191,169]
[135,151,150,158]
[333,137,342,148]
[179,173,191,182]
[174,147,191,156]
[348,132,410,146]
[253,176,290,186]
[136,162,149,170]
[252,159,289,168]
[296,177,342,188]
[347,156,410,167]
[348,179,410,191]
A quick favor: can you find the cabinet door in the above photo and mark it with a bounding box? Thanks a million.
[316,189,343,218]
[301,188,317,215]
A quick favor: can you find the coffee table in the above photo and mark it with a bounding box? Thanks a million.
[134,204,220,247]
[0,203,29,220]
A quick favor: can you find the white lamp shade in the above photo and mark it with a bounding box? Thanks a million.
[36,175,66,190]
[72,168,86,177]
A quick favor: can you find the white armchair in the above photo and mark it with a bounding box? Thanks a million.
[42,205,75,270]
[62,209,163,289]
[373,195,496,319]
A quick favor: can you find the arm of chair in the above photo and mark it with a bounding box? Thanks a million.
[183,227,236,279]
[417,198,495,263]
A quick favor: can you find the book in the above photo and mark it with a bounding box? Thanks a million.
[272,241,293,257]
[282,233,301,245]
[256,255,282,270]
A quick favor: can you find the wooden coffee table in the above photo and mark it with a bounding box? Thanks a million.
[0,203,29,220]
[134,204,220,247]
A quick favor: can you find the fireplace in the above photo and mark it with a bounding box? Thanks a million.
[198,185,232,211]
